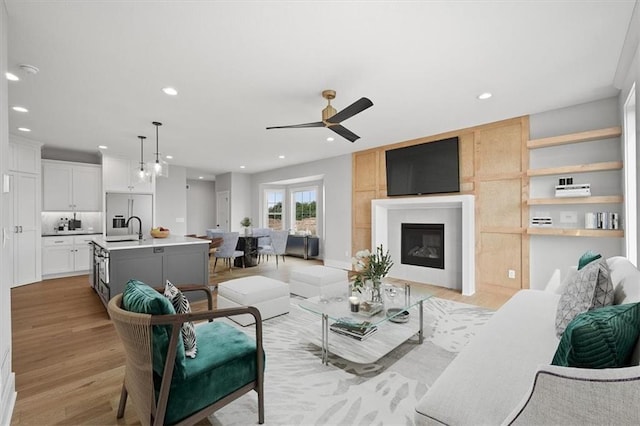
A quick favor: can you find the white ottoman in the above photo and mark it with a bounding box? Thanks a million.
[289,265,348,298]
[217,276,290,326]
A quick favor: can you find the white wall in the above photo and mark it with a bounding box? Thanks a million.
[529,97,624,288]
[250,154,352,269]
[186,179,216,235]
[211,172,252,232]
[155,165,187,236]
[0,1,16,423]
[230,172,251,232]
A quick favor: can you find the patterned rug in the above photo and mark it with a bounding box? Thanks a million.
[209,297,493,426]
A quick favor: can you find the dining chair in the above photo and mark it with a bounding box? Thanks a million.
[213,232,244,271]
[251,228,272,251]
[257,230,289,267]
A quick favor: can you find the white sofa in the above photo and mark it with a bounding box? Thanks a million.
[415,256,640,425]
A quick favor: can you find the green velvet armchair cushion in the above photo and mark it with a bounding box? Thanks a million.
[159,321,262,425]
[122,279,187,380]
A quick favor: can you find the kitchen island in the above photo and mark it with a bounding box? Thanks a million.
[92,235,210,308]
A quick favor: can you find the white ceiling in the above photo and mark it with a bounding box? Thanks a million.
[5,1,636,180]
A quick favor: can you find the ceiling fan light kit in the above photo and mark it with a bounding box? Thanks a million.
[266,89,373,142]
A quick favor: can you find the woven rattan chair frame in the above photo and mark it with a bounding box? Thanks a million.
[108,285,264,425]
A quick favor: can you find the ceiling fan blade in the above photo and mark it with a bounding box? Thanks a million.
[326,97,373,124]
[329,124,360,142]
[266,121,324,129]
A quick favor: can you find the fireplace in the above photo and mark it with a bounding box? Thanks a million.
[401,223,444,269]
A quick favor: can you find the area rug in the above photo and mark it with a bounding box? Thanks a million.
[209,297,493,426]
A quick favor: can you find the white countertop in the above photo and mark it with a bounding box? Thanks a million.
[92,235,210,251]
[42,230,102,236]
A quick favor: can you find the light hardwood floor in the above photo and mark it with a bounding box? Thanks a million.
[10,257,509,425]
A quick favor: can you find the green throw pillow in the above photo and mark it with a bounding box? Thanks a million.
[578,250,602,270]
[122,279,187,379]
[552,303,640,368]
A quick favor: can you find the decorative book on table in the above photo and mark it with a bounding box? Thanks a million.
[330,320,378,341]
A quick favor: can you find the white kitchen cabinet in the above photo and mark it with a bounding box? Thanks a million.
[9,172,41,286]
[7,139,42,287]
[42,235,94,276]
[102,155,153,193]
[73,235,94,271]
[42,160,101,211]
[42,236,75,276]
[9,138,40,174]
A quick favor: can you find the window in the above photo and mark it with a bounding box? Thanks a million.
[292,188,317,235]
[265,189,284,230]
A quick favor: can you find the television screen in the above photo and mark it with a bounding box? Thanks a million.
[385,137,460,196]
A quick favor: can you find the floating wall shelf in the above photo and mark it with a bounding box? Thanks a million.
[527,126,621,149]
[526,228,624,238]
[527,195,624,206]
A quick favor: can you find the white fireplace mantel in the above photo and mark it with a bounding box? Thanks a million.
[371,195,475,295]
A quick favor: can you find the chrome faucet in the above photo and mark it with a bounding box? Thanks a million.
[125,216,143,240]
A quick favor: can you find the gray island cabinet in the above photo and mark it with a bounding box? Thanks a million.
[92,236,210,307]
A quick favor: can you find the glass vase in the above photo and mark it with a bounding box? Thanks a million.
[370,278,383,304]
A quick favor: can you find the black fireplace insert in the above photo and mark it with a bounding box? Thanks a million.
[401,223,444,269]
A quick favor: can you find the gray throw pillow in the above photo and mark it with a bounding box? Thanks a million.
[555,258,614,338]
[164,280,198,358]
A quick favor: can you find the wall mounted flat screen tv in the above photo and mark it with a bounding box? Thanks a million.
[385,137,460,196]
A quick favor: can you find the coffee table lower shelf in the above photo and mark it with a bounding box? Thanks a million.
[300,311,423,364]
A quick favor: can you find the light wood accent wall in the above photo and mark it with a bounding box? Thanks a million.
[352,116,530,295]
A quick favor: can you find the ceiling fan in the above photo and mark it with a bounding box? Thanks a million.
[266,90,373,142]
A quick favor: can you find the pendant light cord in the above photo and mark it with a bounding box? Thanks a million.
[138,136,146,170]
[153,121,162,164]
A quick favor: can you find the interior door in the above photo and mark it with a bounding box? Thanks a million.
[216,190,230,232]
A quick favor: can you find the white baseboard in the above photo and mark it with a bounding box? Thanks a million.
[323,259,352,270]
[0,372,16,426]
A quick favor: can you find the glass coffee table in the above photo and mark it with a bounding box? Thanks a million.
[298,284,432,364]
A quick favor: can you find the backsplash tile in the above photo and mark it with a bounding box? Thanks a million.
[42,212,102,235]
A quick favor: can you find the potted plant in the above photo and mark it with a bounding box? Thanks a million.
[240,217,252,236]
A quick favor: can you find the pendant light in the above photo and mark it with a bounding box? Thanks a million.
[152,121,167,177]
[136,135,148,181]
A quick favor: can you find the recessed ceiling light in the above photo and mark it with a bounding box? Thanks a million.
[162,87,178,96]
[98,145,108,150]
[19,64,39,75]
[240,165,246,169]
[165,155,173,159]
[477,92,492,100]
[18,127,31,132]
[5,72,19,81]
[198,176,204,179]
[12,106,28,113]
[327,137,335,142]
[278,155,285,159]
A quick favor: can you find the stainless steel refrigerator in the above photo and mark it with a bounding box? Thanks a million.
[105,193,153,238]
